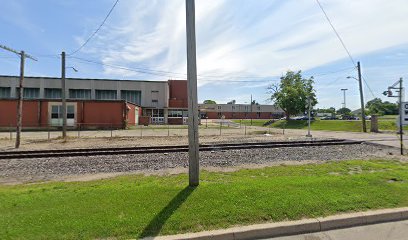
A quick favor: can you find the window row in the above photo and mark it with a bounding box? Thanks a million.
[0,88,142,103]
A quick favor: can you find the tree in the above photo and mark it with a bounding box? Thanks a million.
[227,100,236,104]
[268,70,317,119]
[336,107,352,115]
[203,99,217,104]
[365,98,398,115]
[317,107,336,114]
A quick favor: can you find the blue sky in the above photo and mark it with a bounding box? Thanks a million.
[1,0,408,110]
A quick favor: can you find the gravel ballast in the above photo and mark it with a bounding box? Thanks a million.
[0,143,397,184]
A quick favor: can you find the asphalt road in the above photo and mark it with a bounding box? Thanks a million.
[265,220,408,240]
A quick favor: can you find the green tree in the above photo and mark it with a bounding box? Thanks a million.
[317,107,336,114]
[268,70,317,119]
[203,100,217,104]
[336,107,352,115]
[365,98,398,115]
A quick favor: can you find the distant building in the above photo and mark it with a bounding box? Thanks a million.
[0,75,283,128]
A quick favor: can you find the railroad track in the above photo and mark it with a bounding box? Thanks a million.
[0,139,363,160]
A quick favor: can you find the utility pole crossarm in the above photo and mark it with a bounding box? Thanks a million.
[0,44,38,61]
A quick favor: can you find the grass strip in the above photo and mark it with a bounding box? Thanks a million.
[235,119,403,132]
[1,160,408,239]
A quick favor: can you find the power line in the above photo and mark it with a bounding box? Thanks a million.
[315,0,356,66]
[69,56,358,84]
[315,0,378,98]
[68,0,120,56]
[361,75,377,99]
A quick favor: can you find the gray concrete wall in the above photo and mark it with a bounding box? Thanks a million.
[0,76,168,108]
[198,103,284,113]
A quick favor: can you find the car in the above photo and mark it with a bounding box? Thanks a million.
[342,116,359,120]
[294,116,315,120]
[365,115,372,120]
[320,116,337,120]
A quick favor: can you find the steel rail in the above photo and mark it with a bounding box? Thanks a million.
[0,139,363,160]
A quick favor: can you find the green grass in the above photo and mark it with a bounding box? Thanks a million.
[235,119,403,132]
[1,160,408,239]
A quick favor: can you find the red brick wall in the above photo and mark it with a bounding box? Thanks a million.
[168,80,188,108]
[80,101,125,128]
[203,112,281,119]
[0,100,44,127]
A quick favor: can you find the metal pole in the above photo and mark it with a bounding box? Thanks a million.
[341,89,348,109]
[357,62,367,132]
[15,51,25,149]
[250,94,253,126]
[399,78,404,155]
[168,124,170,136]
[186,0,200,186]
[61,52,67,139]
[244,123,247,135]
[9,123,12,140]
[220,121,222,135]
[306,97,312,137]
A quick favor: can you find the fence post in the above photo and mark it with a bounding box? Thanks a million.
[168,124,170,137]
[269,125,271,134]
[140,125,143,137]
[219,121,222,136]
[110,124,113,138]
[283,123,285,135]
[245,123,247,136]
[78,124,81,138]
[9,123,12,140]
[48,126,50,141]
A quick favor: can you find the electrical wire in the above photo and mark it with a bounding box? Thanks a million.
[68,0,120,56]
[315,0,378,98]
[315,0,356,66]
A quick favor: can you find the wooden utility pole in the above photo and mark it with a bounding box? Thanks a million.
[61,51,67,139]
[250,94,253,125]
[0,45,37,148]
[185,0,200,186]
[357,62,367,132]
[399,78,403,155]
[16,51,25,148]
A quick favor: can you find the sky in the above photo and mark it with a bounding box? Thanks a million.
[1,0,408,110]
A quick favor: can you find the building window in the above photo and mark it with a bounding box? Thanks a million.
[121,90,141,105]
[232,106,235,110]
[217,106,221,110]
[152,99,158,103]
[67,105,75,119]
[69,89,91,99]
[45,88,62,99]
[16,88,40,99]
[257,106,261,111]
[151,90,159,93]
[168,110,183,118]
[95,90,117,100]
[51,105,61,119]
[0,87,11,98]
[257,112,261,118]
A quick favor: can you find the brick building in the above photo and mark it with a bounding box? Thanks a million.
[0,75,283,128]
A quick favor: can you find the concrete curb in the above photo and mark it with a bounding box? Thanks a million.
[143,207,408,240]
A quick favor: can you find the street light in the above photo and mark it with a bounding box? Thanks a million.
[347,75,367,132]
[340,88,348,109]
[67,67,78,72]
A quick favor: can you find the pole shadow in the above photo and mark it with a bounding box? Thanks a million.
[139,185,196,239]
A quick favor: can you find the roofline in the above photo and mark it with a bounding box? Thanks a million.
[0,98,141,107]
[0,75,168,83]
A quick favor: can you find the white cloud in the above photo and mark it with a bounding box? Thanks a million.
[73,0,408,107]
